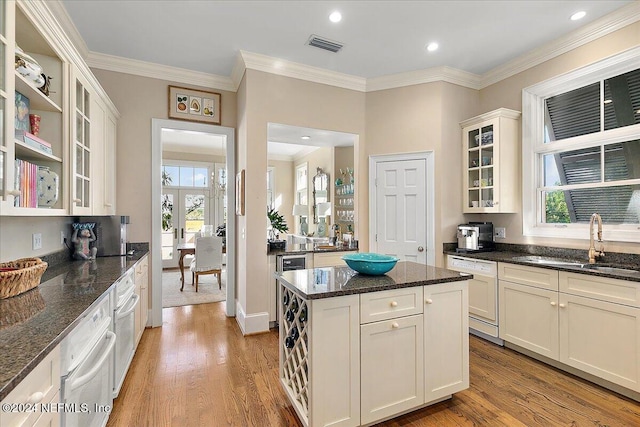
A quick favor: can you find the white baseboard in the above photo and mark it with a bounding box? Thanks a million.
[235,301,270,335]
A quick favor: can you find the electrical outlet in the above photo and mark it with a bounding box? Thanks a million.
[32,233,42,250]
[495,227,506,239]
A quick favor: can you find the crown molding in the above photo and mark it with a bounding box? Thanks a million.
[231,53,246,90]
[367,66,482,92]
[239,50,367,92]
[45,0,89,60]
[480,1,640,89]
[86,52,236,92]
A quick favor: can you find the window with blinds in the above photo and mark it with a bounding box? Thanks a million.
[539,68,640,225]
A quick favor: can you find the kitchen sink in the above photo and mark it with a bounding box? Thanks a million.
[510,256,587,267]
[510,256,640,276]
[581,265,640,275]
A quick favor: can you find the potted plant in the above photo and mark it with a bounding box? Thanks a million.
[267,207,288,250]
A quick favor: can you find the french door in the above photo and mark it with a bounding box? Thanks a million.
[162,189,210,268]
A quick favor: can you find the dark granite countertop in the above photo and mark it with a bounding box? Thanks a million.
[276,261,470,300]
[268,244,359,256]
[0,251,148,401]
[444,246,640,283]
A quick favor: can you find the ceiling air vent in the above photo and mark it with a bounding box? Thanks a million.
[306,34,343,53]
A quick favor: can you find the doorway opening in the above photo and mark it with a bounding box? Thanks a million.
[151,119,235,326]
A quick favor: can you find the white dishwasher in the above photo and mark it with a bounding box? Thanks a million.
[447,255,503,345]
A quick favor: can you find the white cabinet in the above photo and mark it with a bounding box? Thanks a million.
[423,281,469,402]
[0,1,117,217]
[0,345,60,427]
[278,280,469,427]
[280,288,360,427]
[361,314,424,425]
[1,1,68,215]
[499,263,640,394]
[134,254,149,345]
[499,279,559,359]
[460,108,520,213]
[90,96,117,215]
[558,272,640,392]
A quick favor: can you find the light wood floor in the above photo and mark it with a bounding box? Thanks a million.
[107,302,640,427]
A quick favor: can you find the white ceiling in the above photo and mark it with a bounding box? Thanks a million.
[62,1,632,79]
[61,1,634,157]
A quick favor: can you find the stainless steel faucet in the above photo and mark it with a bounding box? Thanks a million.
[588,213,605,264]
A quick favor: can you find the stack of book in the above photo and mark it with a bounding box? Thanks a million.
[14,159,38,208]
[15,130,53,155]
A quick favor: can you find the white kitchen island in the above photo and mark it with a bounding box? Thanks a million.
[275,262,470,427]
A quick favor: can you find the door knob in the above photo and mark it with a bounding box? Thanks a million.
[418,246,424,252]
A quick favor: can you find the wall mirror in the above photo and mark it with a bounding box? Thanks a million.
[312,167,328,224]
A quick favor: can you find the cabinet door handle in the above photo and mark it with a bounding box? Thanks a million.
[391,322,399,329]
[28,391,44,404]
[174,228,178,239]
[390,301,398,307]
[105,203,113,207]
[550,301,557,306]
[181,228,184,239]
[559,303,566,308]
[73,198,81,204]
[8,190,21,196]
[425,298,433,304]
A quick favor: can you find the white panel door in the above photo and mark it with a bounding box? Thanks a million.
[375,159,427,263]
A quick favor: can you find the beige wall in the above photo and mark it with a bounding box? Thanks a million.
[268,159,294,235]
[91,69,237,311]
[0,216,72,261]
[237,69,365,327]
[472,20,640,255]
[365,81,479,266]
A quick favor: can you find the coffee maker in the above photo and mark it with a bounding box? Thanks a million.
[456,222,495,252]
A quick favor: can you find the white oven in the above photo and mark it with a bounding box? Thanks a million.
[112,269,138,398]
[61,293,115,427]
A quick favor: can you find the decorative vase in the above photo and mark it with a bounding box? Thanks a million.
[317,217,327,237]
[300,217,308,235]
[37,166,58,208]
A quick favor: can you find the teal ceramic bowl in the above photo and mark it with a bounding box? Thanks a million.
[341,253,399,276]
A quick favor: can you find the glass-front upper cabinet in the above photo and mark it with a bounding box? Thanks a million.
[0,0,13,205]
[461,108,520,213]
[4,2,66,214]
[71,70,92,214]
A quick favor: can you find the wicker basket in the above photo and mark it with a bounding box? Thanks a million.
[0,258,48,299]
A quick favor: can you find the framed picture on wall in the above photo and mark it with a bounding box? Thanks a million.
[168,85,221,124]
[236,169,245,216]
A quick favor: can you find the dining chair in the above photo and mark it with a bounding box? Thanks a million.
[189,236,223,291]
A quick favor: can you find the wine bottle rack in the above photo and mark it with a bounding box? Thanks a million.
[281,287,310,420]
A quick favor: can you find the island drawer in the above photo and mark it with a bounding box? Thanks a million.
[360,287,423,324]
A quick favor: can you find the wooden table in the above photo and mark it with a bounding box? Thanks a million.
[177,242,225,291]
[177,243,196,291]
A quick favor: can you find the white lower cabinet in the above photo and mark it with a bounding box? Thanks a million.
[0,346,60,427]
[499,263,640,394]
[279,281,469,427]
[134,254,149,346]
[499,280,559,359]
[313,251,352,268]
[424,282,470,402]
[361,315,424,425]
[559,291,640,392]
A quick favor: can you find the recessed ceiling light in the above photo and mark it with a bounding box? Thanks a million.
[329,11,342,23]
[301,135,311,140]
[571,11,586,21]
[426,42,439,52]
